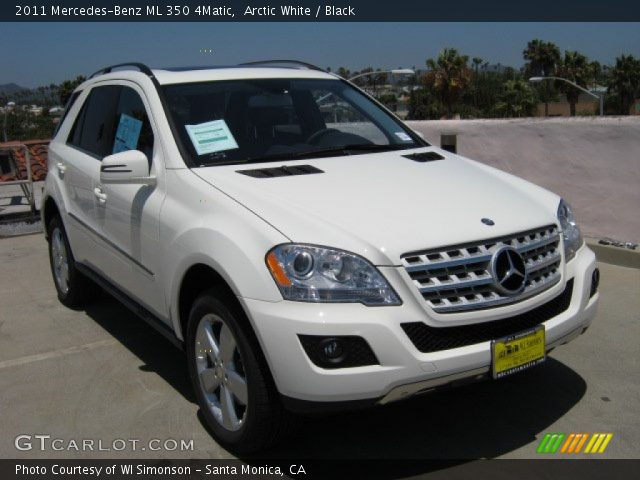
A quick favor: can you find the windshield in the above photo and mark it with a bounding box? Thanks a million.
[162,78,426,166]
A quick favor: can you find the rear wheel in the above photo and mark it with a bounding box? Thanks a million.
[187,291,297,453]
[47,216,100,308]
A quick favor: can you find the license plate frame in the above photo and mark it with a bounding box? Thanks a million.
[491,325,546,379]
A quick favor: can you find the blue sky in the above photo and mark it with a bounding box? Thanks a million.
[1,22,639,87]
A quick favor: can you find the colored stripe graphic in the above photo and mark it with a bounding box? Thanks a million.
[560,433,575,453]
[537,433,552,453]
[539,433,614,454]
[537,433,565,453]
[550,433,565,453]
[585,433,614,453]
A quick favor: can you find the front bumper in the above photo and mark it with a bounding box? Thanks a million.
[241,245,598,408]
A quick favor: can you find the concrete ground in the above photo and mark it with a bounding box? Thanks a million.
[0,234,638,460]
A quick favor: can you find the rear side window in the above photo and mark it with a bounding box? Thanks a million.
[53,90,81,138]
[67,85,120,158]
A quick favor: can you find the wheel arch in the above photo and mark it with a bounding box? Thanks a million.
[42,195,61,239]
[177,263,242,341]
[176,262,283,394]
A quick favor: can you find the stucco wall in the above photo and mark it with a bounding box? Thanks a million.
[407,117,640,242]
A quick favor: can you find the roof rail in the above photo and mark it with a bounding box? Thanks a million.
[238,60,326,72]
[89,62,154,79]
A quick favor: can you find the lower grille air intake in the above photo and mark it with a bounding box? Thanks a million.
[401,279,573,353]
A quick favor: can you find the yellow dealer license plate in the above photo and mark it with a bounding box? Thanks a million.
[491,326,546,379]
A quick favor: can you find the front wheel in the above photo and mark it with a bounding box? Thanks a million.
[186,291,297,453]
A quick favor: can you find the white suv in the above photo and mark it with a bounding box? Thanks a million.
[42,61,599,452]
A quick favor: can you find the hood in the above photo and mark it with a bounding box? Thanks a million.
[193,148,561,265]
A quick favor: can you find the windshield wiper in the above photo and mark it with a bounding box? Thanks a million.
[245,143,412,164]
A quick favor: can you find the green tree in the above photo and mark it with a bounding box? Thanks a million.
[556,50,591,116]
[423,48,473,118]
[336,67,351,79]
[607,54,640,115]
[494,79,538,117]
[57,75,86,105]
[523,39,561,116]
[407,88,443,120]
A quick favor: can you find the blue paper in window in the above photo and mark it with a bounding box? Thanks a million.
[113,113,143,154]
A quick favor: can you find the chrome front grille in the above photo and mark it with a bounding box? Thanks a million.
[401,225,562,313]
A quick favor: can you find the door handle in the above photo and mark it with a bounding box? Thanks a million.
[56,162,66,177]
[93,187,107,205]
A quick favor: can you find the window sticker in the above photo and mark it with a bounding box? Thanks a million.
[113,113,143,154]
[395,131,412,142]
[185,119,239,155]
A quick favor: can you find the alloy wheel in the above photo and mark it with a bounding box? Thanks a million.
[195,313,249,431]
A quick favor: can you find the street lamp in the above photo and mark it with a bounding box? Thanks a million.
[316,69,416,108]
[347,68,415,83]
[529,76,603,116]
[3,101,15,143]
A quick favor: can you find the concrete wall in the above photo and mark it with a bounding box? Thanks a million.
[407,117,640,242]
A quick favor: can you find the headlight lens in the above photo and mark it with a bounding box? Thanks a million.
[557,199,583,262]
[266,244,401,305]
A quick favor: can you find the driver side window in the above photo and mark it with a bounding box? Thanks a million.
[311,89,389,145]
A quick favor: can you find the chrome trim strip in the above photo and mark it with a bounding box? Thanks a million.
[378,367,489,404]
[527,253,561,273]
[417,275,494,293]
[404,253,492,272]
[432,274,561,312]
[517,235,559,254]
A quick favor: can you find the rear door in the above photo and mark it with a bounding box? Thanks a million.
[58,85,120,266]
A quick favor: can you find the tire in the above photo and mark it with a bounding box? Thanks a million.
[187,290,298,453]
[47,215,101,308]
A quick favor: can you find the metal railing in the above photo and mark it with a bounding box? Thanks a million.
[0,144,36,213]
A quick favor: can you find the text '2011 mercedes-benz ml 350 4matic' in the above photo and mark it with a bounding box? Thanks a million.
[42,61,599,452]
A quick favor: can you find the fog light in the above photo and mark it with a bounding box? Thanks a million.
[298,335,379,369]
[320,338,345,362]
[590,268,600,297]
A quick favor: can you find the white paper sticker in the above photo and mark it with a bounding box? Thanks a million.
[185,119,239,155]
[395,131,412,142]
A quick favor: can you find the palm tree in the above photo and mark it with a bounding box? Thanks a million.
[556,50,590,116]
[472,57,483,74]
[607,54,640,115]
[494,79,538,118]
[423,48,473,118]
[523,39,561,116]
[471,57,484,108]
[589,61,602,89]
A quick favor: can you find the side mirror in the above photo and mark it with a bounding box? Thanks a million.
[100,150,155,185]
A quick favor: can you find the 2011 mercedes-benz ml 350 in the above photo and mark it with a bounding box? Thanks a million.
[42,61,599,452]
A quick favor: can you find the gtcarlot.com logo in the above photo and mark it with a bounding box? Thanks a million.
[536,432,613,454]
[14,434,194,452]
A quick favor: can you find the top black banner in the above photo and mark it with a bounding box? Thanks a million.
[5,0,640,22]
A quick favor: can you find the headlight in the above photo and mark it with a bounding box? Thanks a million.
[266,244,401,305]
[557,199,583,262]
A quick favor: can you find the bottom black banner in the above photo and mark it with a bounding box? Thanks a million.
[3,459,639,480]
